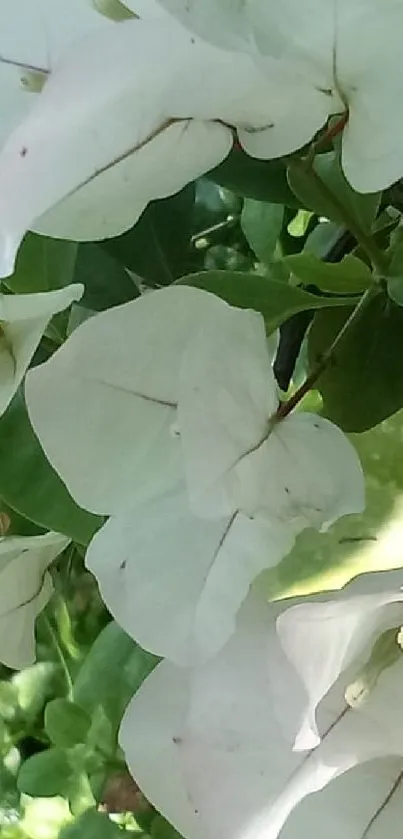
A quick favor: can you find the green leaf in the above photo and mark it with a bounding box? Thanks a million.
[309,292,403,431]
[102,183,195,285]
[0,392,102,545]
[288,153,381,232]
[209,148,301,207]
[74,243,139,311]
[386,225,403,306]
[74,622,157,737]
[241,200,284,264]
[18,748,73,797]
[45,699,91,749]
[285,253,372,294]
[6,233,77,293]
[59,809,123,839]
[179,271,360,333]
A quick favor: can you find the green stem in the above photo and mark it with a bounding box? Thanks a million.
[277,284,379,419]
[44,614,74,700]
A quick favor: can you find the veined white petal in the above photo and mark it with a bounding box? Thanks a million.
[26,286,230,516]
[122,589,399,839]
[277,571,403,750]
[232,412,364,527]
[86,490,296,664]
[0,531,69,669]
[178,301,278,519]
[338,1,403,192]
[0,283,82,419]
[0,16,298,275]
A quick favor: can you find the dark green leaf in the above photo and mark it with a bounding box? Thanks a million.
[285,253,372,294]
[7,234,77,293]
[74,243,139,311]
[45,699,91,749]
[0,392,102,544]
[179,271,360,333]
[241,200,284,264]
[309,293,403,431]
[209,148,301,207]
[102,184,195,285]
[18,748,73,797]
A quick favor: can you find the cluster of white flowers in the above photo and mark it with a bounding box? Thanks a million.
[26,283,399,837]
[0,0,402,275]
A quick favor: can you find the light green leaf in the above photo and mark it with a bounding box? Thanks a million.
[0,393,102,545]
[45,699,91,749]
[18,748,73,798]
[74,622,157,737]
[241,200,284,264]
[287,210,313,238]
[285,253,372,294]
[59,809,123,839]
[179,271,360,333]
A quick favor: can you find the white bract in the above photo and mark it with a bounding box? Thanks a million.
[0,531,69,669]
[121,573,403,839]
[26,286,363,663]
[177,295,364,525]
[0,283,83,418]
[0,0,109,151]
[155,0,403,193]
[0,13,335,278]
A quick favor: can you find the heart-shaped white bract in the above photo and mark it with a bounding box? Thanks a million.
[0,12,334,278]
[154,0,403,193]
[0,531,70,669]
[121,575,403,839]
[26,286,364,664]
[0,283,83,418]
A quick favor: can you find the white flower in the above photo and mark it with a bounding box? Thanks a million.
[26,286,363,664]
[120,574,403,839]
[155,0,403,193]
[177,294,364,526]
[0,14,332,278]
[0,531,70,669]
[0,284,83,418]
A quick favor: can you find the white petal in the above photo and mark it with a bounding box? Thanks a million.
[33,120,230,244]
[232,412,364,526]
[178,301,278,518]
[26,286,228,515]
[0,531,69,669]
[281,758,403,839]
[282,658,403,839]
[338,2,403,192]
[0,283,83,418]
[86,490,296,664]
[150,0,253,51]
[277,571,403,750]
[0,0,110,149]
[0,16,296,274]
[120,591,370,839]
